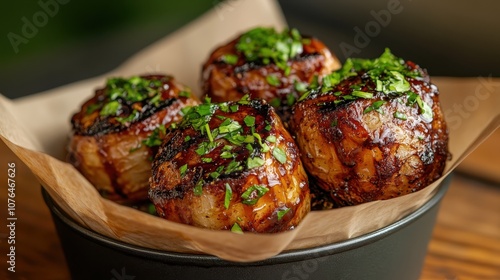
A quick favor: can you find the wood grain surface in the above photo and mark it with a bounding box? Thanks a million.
[0,140,498,279]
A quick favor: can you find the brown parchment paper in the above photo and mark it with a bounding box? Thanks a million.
[1,0,499,262]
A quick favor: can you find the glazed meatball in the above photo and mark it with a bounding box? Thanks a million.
[149,98,310,233]
[290,49,449,207]
[202,27,340,123]
[69,75,200,204]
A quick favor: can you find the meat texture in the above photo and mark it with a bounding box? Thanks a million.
[149,98,310,232]
[69,75,200,204]
[202,27,340,123]
[290,49,449,207]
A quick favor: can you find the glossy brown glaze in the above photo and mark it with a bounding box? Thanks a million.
[149,99,310,233]
[202,36,339,123]
[68,75,200,204]
[291,63,449,207]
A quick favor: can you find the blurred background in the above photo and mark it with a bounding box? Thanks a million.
[1,0,499,99]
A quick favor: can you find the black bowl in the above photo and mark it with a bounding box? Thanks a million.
[42,175,450,280]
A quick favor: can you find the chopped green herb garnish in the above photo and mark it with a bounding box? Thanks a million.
[269,98,281,108]
[225,160,243,174]
[235,27,305,72]
[242,135,254,143]
[224,183,232,209]
[265,123,272,131]
[202,157,213,163]
[243,115,256,127]
[178,90,191,98]
[211,166,224,178]
[277,207,290,221]
[219,120,242,134]
[238,95,251,105]
[219,103,229,112]
[416,97,433,121]
[286,94,296,106]
[230,104,239,112]
[147,203,157,215]
[100,101,121,116]
[394,111,407,120]
[272,147,287,164]
[331,119,338,127]
[179,164,188,177]
[142,124,166,147]
[184,136,191,142]
[231,223,243,234]
[294,80,308,93]
[116,110,139,124]
[266,135,277,143]
[180,106,192,115]
[363,100,387,114]
[86,103,102,115]
[220,151,234,159]
[194,179,203,196]
[246,143,254,152]
[247,157,265,169]
[266,75,281,87]
[352,91,373,99]
[205,124,214,142]
[241,185,269,205]
[221,54,238,65]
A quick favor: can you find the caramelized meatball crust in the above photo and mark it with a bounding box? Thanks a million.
[69,75,200,203]
[149,98,310,233]
[291,50,449,207]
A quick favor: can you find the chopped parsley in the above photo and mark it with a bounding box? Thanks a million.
[243,115,256,127]
[241,185,269,205]
[193,179,203,196]
[224,183,232,209]
[298,49,433,121]
[272,147,287,164]
[269,98,281,108]
[86,103,102,114]
[363,100,387,114]
[179,164,188,177]
[178,90,191,98]
[266,74,281,87]
[266,135,276,143]
[142,124,166,147]
[394,111,407,120]
[247,157,265,169]
[221,54,238,65]
[231,223,243,234]
[235,27,306,72]
[100,100,121,116]
[277,207,290,221]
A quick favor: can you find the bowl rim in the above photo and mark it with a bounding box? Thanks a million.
[42,175,450,267]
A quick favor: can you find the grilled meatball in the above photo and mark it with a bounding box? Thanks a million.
[202,27,339,123]
[290,49,449,207]
[149,98,310,233]
[69,75,200,204]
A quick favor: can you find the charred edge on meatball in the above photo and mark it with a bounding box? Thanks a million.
[292,48,450,207]
[71,75,193,136]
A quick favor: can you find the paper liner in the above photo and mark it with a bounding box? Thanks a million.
[1,0,499,262]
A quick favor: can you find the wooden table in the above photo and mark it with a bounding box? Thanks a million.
[1,133,499,279]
